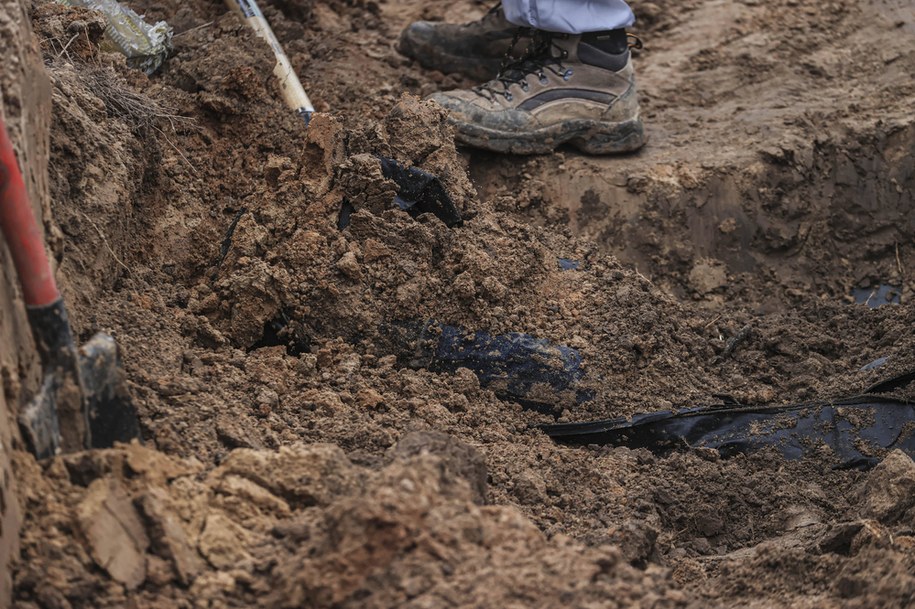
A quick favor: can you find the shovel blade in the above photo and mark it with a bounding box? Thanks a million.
[19,375,63,459]
[19,332,141,459]
[79,333,142,449]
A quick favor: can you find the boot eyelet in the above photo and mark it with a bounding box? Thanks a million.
[539,74,548,85]
[504,92,513,101]
[521,81,529,91]
[563,68,574,81]
[561,50,568,58]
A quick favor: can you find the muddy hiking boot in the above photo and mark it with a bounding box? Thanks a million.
[429,29,645,155]
[399,4,524,81]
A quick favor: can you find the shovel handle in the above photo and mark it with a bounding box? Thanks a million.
[224,0,315,123]
[0,115,60,307]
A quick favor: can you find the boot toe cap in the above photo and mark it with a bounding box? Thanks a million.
[398,21,436,55]
[428,92,531,132]
[427,91,487,119]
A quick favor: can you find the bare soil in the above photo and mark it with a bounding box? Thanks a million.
[4,0,915,608]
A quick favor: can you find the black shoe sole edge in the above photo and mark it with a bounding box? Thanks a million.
[449,117,646,155]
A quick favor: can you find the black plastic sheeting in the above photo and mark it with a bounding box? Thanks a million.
[407,321,588,414]
[543,372,915,468]
[338,157,463,229]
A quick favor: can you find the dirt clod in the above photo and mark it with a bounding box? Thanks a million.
[860,450,915,526]
[77,478,150,589]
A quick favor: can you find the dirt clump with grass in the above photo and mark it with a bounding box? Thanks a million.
[3,0,915,608]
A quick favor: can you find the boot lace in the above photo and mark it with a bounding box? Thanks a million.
[475,30,572,102]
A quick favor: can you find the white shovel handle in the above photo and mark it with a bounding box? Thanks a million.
[225,0,316,122]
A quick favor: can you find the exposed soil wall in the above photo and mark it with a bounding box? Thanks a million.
[0,1,55,605]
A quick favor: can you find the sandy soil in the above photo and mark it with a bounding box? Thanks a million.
[3,0,915,607]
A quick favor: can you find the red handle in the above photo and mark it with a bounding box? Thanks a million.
[0,115,60,307]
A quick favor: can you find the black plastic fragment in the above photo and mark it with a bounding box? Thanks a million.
[377,157,463,227]
[543,372,915,468]
[339,158,462,229]
[216,208,247,269]
[864,370,915,394]
[405,321,586,414]
[558,258,580,271]
[337,199,355,230]
[852,283,901,308]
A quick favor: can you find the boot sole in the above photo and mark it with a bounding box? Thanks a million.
[449,116,645,155]
[398,36,502,81]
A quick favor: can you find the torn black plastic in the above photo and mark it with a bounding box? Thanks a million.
[338,158,463,229]
[401,321,586,414]
[543,373,915,468]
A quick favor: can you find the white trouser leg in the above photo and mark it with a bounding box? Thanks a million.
[501,0,635,34]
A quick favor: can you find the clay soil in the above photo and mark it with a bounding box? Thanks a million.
[5,0,915,607]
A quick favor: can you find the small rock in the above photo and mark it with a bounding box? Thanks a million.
[452,271,476,300]
[689,260,728,295]
[264,154,294,187]
[356,388,385,409]
[335,251,362,280]
[216,414,263,450]
[718,218,738,234]
[362,238,392,262]
[198,512,253,571]
[451,367,481,393]
[77,478,150,589]
[215,444,357,508]
[215,474,292,518]
[638,2,662,23]
[256,388,280,409]
[860,450,915,525]
[512,470,548,506]
[481,276,507,301]
[145,554,176,587]
[695,511,725,537]
[608,518,659,565]
[66,443,199,488]
[136,488,206,585]
[392,431,489,504]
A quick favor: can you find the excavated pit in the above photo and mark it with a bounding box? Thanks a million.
[2,0,915,608]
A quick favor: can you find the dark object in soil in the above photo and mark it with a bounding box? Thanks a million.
[249,313,310,356]
[852,283,901,308]
[861,356,889,371]
[406,321,585,413]
[543,372,915,468]
[377,158,462,227]
[339,158,463,229]
[215,208,246,270]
